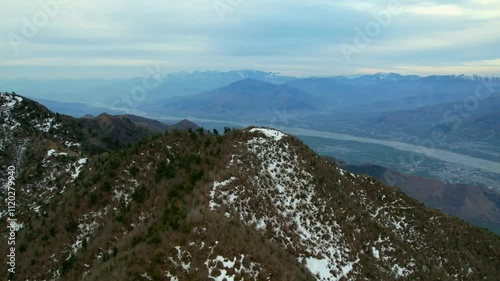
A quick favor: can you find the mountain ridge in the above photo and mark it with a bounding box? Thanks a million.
[146,78,322,118]
[1,93,500,280]
[330,158,500,234]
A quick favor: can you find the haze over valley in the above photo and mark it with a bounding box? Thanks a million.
[4,71,499,191]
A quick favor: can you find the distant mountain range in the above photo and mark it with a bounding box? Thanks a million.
[287,73,500,112]
[3,71,498,112]
[0,70,295,104]
[145,78,323,119]
[147,70,295,99]
[132,72,500,120]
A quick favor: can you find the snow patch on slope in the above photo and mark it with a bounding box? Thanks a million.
[210,130,358,280]
[68,211,102,254]
[209,177,237,210]
[249,128,287,141]
[34,117,56,133]
[206,253,261,280]
[66,158,88,182]
[46,149,68,158]
[0,93,23,149]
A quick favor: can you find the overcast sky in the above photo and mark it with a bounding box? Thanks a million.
[1,0,499,79]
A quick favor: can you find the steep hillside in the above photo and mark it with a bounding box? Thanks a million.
[0,92,201,157]
[336,161,500,234]
[1,93,500,280]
